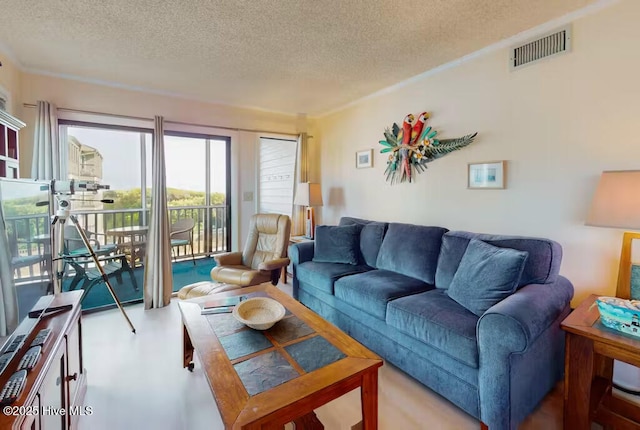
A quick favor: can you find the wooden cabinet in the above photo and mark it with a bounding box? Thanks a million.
[0,291,86,430]
[0,110,25,179]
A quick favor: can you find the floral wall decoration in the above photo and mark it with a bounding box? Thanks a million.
[379,112,477,184]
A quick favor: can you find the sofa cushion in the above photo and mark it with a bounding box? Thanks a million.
[313,224,362,265]
[435,230,562,289]
[339,217,388,267]
[387,289,480,368]
[447,239,528,317]
[334,269,433,320]
[296,261,371,295]
[375,223,448,284]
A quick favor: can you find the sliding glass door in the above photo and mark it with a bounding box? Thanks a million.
[164,132,231,255]
[59,122,231,258]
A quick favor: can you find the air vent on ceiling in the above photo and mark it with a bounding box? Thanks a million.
[510,25,571,70]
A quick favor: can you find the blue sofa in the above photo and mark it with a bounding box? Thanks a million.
[289,217,574,430]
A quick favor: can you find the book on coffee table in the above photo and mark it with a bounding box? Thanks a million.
[200,291,270,314]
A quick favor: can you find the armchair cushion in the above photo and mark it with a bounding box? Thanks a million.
[214,252,243,266]
[210,265,271,287]
[312,224,361,265]
[447,239,528,317]
[258,257,290,271]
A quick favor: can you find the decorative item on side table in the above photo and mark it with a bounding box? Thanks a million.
[468,161,506,189]
[586,170,640,394]
[356,149,373,168]
[596,296,640,337]
[294,182,323,239]
[378,111,477,184]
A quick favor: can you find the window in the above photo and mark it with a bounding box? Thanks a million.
[61,122,151,232]
[258,138,298,218]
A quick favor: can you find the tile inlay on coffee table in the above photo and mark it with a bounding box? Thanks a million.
[218,329,274,361]
[234,350,300,396]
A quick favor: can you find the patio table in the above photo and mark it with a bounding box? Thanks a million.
[106,225,149,268]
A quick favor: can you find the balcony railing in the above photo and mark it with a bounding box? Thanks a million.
[7,205,229,281]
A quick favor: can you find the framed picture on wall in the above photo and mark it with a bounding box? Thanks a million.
[356,149,373,169]
[467,161,506,189]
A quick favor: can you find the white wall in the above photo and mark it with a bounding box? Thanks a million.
[16,72,307,250]
[316,0,640,304]
[0,55,21,116]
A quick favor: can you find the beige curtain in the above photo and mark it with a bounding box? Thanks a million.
[293,133,309,236]
[0,186,18,336]
[31,101,66,180]
[143,116,173,309]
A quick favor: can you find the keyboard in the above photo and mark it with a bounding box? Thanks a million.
[30,328,51,348]
[0,370,27,406]
[0,353,12,372]
[4,334,25,353]
[18,346,42,372]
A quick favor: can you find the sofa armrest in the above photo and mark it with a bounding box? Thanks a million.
[477,276,574,351]
[289,242,315,265]
[477,276,573,429]
[289,242,315,300]
[213,252,243,266]
[258,257,290,271]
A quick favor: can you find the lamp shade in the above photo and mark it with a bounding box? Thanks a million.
[294,182,323,207]
[586,170,640,230]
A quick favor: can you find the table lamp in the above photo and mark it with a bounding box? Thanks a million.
[294,182,323,239]
[586,170,640,394]
[586,170,640,299]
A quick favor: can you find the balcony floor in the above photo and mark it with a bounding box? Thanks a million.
[62,257,217,311]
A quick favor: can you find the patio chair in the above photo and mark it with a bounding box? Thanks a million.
[8,230,48,277]
[170,218,196,265]
[63,225,118,258]
[63,252,138,298]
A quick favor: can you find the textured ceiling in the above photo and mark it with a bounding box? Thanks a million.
[0,0,597,116]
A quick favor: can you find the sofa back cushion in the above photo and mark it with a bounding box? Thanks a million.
[375,222,448,284]
[435,230,563,289]
[339,217,388,267]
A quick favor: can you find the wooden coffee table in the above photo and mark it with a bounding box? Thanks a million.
[178,283,383,430]
[562,294,640,429]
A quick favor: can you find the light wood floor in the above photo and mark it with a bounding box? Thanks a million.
[77,283,608,430]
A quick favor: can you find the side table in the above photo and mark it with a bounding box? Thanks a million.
[282,235,313,284]
[561,294,640,429]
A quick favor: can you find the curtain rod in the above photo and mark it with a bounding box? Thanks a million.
[22,103,306,137]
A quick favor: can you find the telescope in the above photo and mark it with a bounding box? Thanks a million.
[50,179,110,195]
[45,179,136,333]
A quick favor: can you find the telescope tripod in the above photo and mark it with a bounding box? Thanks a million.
[52,212,136,334]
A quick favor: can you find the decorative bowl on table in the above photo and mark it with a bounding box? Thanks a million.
[596,296,640,338]
[232,297,286,330]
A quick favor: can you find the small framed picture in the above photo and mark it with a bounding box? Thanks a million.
[468,161,506,189]
[356,149,373,169]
